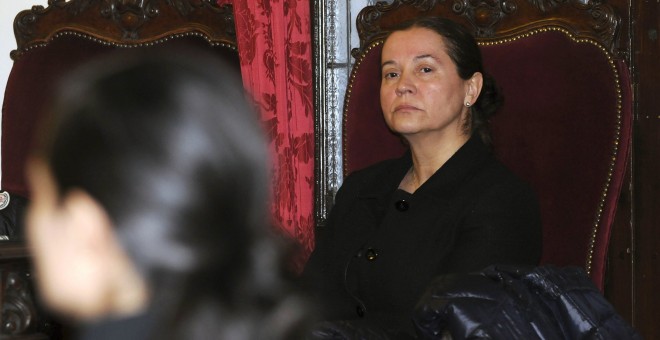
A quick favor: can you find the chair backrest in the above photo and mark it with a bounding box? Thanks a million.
[1,0,237,236]
[343,0,632,291]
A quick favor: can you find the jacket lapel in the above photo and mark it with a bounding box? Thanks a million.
[356,153,411,224]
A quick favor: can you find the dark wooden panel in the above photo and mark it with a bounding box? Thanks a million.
[632,0,660,337]
[632,78,660,340]
[608,0,660,338]
[601,0,634,325]
[604,164,634,323]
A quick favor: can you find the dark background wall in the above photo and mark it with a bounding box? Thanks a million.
[605,0,659,338]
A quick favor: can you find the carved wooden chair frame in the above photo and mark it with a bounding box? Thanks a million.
[11,0,236,58]
[1,0,237,230]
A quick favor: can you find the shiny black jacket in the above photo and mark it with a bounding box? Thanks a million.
[307,266,640,340]
[413,265,641,339]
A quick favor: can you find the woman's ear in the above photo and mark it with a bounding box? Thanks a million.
[465,72,484,105]
[62,189,115,253]
[60,190,149,319]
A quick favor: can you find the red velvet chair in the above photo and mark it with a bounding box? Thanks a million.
[0,2,237,336]
[342,0,632,291]
[0,0,238,238]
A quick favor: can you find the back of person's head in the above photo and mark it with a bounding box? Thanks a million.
[387,17,503,146]
[28,49,310,339]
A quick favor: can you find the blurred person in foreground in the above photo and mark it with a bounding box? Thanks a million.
[25,50,310,340]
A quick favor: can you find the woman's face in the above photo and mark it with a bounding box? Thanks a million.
[380,27,478,143]
[25,159,147,320]
[25,161,99,318]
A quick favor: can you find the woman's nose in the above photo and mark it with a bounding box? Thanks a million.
[395,74,415,96]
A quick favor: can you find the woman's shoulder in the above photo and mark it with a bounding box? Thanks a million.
[331,154,410,205]
[469,157,540,213]
[348,156,403,178]
[488,157,534,188]
[342,154,409,187]
[454,137,534,196]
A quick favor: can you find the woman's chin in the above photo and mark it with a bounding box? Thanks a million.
[386,120,420,135]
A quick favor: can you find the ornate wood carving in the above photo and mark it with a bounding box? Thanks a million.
[451,0,518,37]
[353,0,622,57]
[527,0,567,12]
[356,0,441,56]
[11,0,236,60]
[2,272,36,335]
[0,244,47,338]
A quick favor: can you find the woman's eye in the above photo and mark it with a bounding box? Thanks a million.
[383,72,398,79]
[419,67,433,73]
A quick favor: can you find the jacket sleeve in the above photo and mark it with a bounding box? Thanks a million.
[443,180,542,273]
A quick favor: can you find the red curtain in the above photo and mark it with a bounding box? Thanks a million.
[221,0,315,268]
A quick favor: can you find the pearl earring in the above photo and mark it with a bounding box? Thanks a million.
[465,102,471,107]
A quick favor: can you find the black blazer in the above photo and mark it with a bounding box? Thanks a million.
[302,136,542,335]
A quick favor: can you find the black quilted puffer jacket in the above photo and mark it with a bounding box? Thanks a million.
[413,265,641,339]
[307,265,641,340]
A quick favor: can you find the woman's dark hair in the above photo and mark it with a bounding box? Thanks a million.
[34,49,310,339]
[386,17,503,146]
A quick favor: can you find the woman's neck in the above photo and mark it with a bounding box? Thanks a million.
[400,132,470,192]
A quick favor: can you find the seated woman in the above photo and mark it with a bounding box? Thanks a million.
[302,17,542,336]
[25,51,310,339]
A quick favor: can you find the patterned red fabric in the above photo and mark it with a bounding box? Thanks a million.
[229,0,315,268]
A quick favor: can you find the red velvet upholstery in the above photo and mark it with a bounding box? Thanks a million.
[2,36,238,199]
[2,37,108,198]
[343,28,632,291]
[1,1,237,204]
